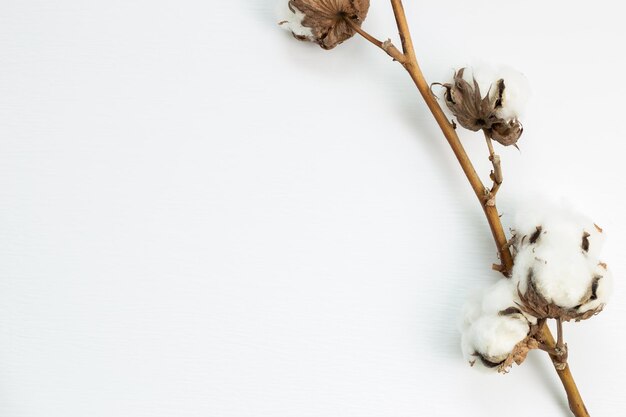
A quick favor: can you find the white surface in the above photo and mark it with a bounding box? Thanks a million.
[1,1,625,416]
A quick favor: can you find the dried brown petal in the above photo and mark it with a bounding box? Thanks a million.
[442,68,498,132]
[289,0,370,50]
[488,119,523,146]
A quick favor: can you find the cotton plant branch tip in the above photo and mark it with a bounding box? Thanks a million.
[279,2,605,416]
[434,67,525,146]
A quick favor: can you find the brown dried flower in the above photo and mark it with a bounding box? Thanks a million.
[286,0,370,50]
[439,68,523,146]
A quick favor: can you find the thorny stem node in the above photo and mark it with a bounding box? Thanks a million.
[349,1,590,416]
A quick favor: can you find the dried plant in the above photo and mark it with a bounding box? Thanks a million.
[439,68,523,146]
[281,0,370,49]
[278,2,612,416]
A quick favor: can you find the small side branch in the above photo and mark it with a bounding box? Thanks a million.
[344,18,406,63]
[484,132,503,201]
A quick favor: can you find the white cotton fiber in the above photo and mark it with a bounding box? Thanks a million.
[276,2,314,40]
[459,279,534,372]
[458,64,530,120]
[471,316,530,360]
[493,66,530,120]
[511,198,612,312]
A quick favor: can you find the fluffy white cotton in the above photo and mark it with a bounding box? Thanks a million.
[511,199,611,311]
[515,244,596,308]
[493,66,530,120]
[461,315,530,371]
[513,199,604,253]
[276,2,314,40]
[459,279,534,371]
[481,279,522,315]
[459,291,483,332]
[456,64,530,120]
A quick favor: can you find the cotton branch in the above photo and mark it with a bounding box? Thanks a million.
[344,1,590,415]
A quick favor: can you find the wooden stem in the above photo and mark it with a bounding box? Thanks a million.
[540,325,588,417]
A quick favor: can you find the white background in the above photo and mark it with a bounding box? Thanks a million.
[1,1,625,416]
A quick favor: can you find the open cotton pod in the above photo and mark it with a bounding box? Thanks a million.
[437,66,527,146]
[511,202,613,321]
[460,279,538,373]
[279,0,370,49]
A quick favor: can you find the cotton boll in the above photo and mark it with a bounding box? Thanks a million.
[514,222,601,309]
[459,279,537,372]
[276,2,314,40]
[463,315,530,371]
[437,65,524,145]
[457,64,529,120]
[511,197,612,320]
[277,0,370,50]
